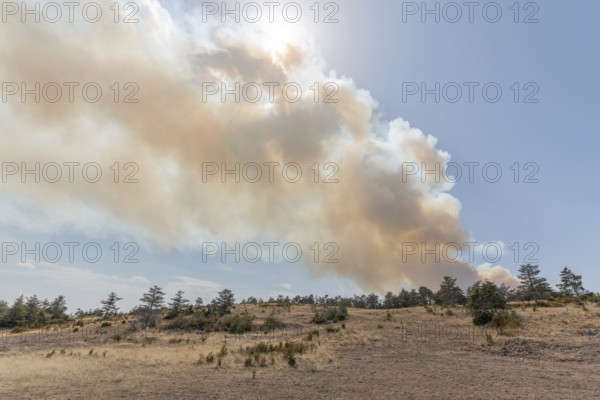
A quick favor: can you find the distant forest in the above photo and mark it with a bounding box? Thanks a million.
[1,264,597,330]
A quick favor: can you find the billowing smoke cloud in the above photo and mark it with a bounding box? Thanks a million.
[0,0,517,292]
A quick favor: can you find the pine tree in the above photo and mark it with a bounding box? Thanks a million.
[140,286,166,327]
[210,289,235,316]
[49,295,68,320]
[398,289,412,307]
[557,266,585,304]
[516,264,551,302]
[383,292,398,308]
[418,286,434,305]
[195,297,204,308]
[100,292,123,319]
[0,300,8,322]
[6,295,26,327]
[25,295,41,327]
[365,293,380,309]
[167,290,189,318]
[436,276,466,307]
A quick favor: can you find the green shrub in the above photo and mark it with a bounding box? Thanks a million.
[286,352,296,367]
[261,314,283,332]
[225,315,253,334]
[466,281,507,326]
[205,352,215,363]
[163,314,212,331]
[313,305,347,324]
[491,310,523,334]
[472,313,492,326]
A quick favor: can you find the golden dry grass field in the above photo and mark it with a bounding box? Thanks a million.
[1,304,599,399]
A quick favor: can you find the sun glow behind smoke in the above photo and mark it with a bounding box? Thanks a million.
[261,22,306,60]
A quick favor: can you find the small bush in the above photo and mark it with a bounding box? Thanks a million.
[262,314,283,332]
[241,340,305,368]
[491,310,523,334]
[206,352,215,363]
[224,315,253,334]
[218,344,228,358]
[163,313,213,331]
[306,329,319,341]
[325,326,340,333]
[472,313,492,326]
[466,281,507,326]
[313,305,347,324]
[286,352,296,367]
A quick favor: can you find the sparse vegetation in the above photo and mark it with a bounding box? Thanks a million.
[1,299,600,398]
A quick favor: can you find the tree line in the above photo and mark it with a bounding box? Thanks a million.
[0,264,595,330]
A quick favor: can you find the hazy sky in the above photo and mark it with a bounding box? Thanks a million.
[0,0,597,311]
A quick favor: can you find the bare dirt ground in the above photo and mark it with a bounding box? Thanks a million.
[1,304,599,399]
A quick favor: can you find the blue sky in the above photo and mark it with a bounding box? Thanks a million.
[0,0,598,311]
[311,0,600,287]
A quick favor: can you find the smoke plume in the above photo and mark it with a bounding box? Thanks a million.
[0,0,517,292]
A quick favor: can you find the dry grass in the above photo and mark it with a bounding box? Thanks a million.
[1,304,599,399]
